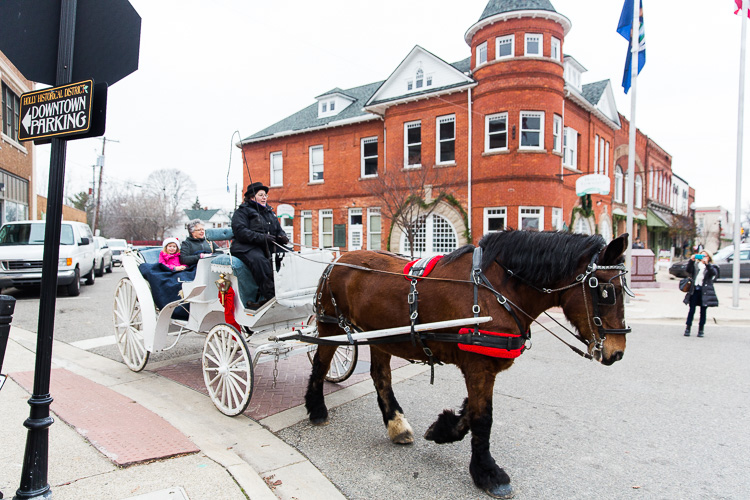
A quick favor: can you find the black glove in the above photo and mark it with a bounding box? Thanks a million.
[276,233,289,245]
[264,234,276,246]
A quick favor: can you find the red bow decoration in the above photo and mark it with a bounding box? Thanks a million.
[218,286,241,331]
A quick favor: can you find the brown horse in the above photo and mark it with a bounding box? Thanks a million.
[305,230,630,498]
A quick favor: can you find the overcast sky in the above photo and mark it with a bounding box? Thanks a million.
[34,0,750,217]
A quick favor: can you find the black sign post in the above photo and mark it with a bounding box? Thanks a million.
[0,1,140,498]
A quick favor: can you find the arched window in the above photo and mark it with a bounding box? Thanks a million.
[635,174,643,208]
[614,166,624,203]
[574,216,592,235]
[401,213,458,257]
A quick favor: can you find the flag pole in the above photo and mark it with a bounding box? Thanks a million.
[732,3,748,308]
[625,0,639,296]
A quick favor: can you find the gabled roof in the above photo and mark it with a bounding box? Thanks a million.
[478,0,556,22]
[365,46,476,113]
[567,79,621,130]
[315,87,355,100]
[241,81,383,144]
[581,80,607,104]
[184,209,220,221]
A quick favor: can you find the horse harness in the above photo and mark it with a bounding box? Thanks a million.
[310,248,531,383]
[501,249,633,357]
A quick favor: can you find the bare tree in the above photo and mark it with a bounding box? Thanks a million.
[145,168,197,225]
[363,166,447,258]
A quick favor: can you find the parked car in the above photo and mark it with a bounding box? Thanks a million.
[108,238,129,266]
[0,220,97,296]
[713,244,750,281]
[668,259,690,278]
[93,236,113,276]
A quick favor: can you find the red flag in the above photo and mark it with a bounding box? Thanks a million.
[736,0,750,17]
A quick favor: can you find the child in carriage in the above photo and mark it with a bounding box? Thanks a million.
[159,237,187,271]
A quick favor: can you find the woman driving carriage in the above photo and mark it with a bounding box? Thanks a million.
[231,182,289,308]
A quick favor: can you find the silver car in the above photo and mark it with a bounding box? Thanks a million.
[93,236,113,276]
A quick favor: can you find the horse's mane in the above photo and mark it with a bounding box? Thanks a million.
[444,230,605,288]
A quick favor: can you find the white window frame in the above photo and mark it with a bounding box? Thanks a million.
[552,115,562,153]
[416,68,424,89]
[594,135,599,173]
[551,207,563,231]
[477,41,488,66]
[400,214,458,258]
[309,145,324,183]
[635,174,643,208]
[485,112,508,152]
[404,120,422,168]
[496,35,514,59]
[436,115,456,164]
[270,151,283,187]
[483,207,507,234]
[519,111,544,150]
[367,207,382,250]
[599,137,605,174]
[361,136,378,178]
[615,166,624,203]
[301,210,313,248]
[550,36,561,61]
[525,33,542,57]
[348,208,363,250]
[319,209,333,248]
[605,141,610,177]
[519,206,544,231]
[563,127,578,169]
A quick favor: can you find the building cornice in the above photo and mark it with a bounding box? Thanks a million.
[465,10,572,45]
[364,82,477,116]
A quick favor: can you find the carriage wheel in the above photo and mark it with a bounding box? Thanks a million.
[112,278,150,372]
[305,316,359,383]
[202,324,254,417]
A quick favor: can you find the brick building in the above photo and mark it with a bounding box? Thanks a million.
[0,50,34,224]
[239,0,687,256]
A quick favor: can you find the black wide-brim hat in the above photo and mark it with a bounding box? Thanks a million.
[245,181,269,198]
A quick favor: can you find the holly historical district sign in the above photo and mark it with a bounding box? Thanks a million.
[18,79,94,142]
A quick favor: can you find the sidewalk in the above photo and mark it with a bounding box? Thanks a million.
[625,268,750,326]
[0,326,354,500]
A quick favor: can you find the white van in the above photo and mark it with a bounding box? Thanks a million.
[0,220,97,296]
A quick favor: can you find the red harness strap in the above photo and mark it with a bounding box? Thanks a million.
[457,328,525,359]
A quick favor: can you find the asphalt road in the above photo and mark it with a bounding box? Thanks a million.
[277,323,750,500]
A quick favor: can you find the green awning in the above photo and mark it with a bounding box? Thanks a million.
[647,209,668,228]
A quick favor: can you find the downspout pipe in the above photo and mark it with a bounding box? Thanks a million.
[467,88,473,242]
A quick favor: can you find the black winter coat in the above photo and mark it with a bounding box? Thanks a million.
[179,236,215,266]
[231,201,285,257]
[683,260,719,307]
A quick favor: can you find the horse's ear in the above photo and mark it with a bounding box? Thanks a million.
[600,233,628,265]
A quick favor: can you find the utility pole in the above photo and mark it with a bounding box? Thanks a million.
[92,136,119,233]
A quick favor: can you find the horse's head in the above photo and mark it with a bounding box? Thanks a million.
[560,233,632,366]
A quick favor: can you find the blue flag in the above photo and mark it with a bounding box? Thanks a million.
[617,0,646,94]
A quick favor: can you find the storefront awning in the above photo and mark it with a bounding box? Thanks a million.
[647,209,669,228]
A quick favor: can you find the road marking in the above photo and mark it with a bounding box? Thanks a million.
[70,336,116,350]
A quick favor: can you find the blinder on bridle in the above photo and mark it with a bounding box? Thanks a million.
[583,252,633,350]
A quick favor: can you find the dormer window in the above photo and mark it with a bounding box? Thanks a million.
[563,57,586,92]
[317,93,353,118]
[322,102,327,113]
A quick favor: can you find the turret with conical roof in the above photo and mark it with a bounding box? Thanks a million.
[466,0,572,216]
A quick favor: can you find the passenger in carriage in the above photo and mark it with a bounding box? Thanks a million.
[231,181,289,308]
[159,237,187,271]
[179,219,216,267]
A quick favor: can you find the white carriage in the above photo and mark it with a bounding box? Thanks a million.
[112,228,358,416]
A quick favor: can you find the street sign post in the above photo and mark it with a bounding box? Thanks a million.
[18,80,94,142]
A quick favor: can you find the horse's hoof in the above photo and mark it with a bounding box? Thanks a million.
[310,416,329,426]
[391,431,414,445]
[486,483,514,499]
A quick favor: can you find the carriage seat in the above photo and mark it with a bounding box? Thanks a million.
[204,227,261,306]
